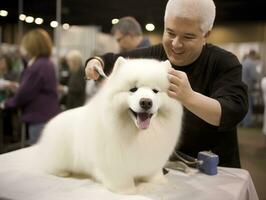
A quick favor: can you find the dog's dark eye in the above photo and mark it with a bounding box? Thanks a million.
[130,87,138,92]
[153,89,159,94]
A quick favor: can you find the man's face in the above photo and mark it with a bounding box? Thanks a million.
[163,16,208,66]
[113,30,134,52]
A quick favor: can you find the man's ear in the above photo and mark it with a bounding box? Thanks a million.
[110,56,126,76]
[204,30,211,38]
[202,31,211,45]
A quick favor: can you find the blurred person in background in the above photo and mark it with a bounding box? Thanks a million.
[0,54,19,99]
[58,56,70,109]
[58,50,86,109]
[241,50,260,127]
[111,16,151,52]
[0,54,20,143]
[261,77,266,143]
[10,47,25,78]
[85,0,248,167]
[0,28,60,145]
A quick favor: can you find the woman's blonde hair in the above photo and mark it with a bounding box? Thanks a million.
[21,28,53,58]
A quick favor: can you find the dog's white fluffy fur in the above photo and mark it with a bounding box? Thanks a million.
[37,57,183,193]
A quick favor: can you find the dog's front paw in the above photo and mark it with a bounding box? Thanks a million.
[102,176,136,194]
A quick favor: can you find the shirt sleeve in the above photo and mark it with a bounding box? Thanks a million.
[5,66,44,108]
[210,54,248,131]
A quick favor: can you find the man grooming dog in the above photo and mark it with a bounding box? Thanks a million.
[85,0,248,168]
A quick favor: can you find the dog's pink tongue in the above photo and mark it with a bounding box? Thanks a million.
[137,113,151,129]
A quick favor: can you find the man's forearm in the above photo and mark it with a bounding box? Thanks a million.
[182,91,222,126]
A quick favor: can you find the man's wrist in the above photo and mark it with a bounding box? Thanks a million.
[181,90,197,107]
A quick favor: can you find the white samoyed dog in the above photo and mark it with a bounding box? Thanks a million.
[37,57,183,194]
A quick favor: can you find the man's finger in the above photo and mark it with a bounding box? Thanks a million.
[169,83,179,91]
[167,90,177,99]
[168,74,182,85]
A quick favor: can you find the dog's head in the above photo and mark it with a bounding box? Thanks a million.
[104,57,174,130]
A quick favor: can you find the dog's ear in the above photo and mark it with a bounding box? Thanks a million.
[162,60,172,70]
[111,56,126,75]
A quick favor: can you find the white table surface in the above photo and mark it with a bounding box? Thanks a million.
[0,147,259,200]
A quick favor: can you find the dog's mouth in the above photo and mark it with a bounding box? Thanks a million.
[129,109,153,130]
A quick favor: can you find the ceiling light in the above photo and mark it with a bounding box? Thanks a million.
[145,23,155,32]
[35,18,43,25]
[19,14,26,21]
[25,16,34,23]
[0,10,8,17]
[112,18,119,24]
[62,23,70,30]
[50,21,58,28]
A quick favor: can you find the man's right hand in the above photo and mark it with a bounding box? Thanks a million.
[85,58,103,80]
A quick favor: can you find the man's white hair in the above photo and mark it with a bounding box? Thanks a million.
[164,0,216,34]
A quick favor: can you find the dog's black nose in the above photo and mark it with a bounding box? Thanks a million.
[139,98,153,110]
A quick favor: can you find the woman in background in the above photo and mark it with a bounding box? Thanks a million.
[1,28,60,145]
[58,50,86,109]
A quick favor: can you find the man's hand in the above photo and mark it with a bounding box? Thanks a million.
[167,68,193,104]
[85,59,103,80]
[167,68,221,126]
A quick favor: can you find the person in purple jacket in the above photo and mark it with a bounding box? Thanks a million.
[1,28,60,145]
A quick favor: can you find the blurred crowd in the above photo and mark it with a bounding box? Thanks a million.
[0,48,23,145]
[240,49,264,129]
[0,16,152,149]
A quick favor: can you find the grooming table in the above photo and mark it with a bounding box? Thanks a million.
[0,147,258,200]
